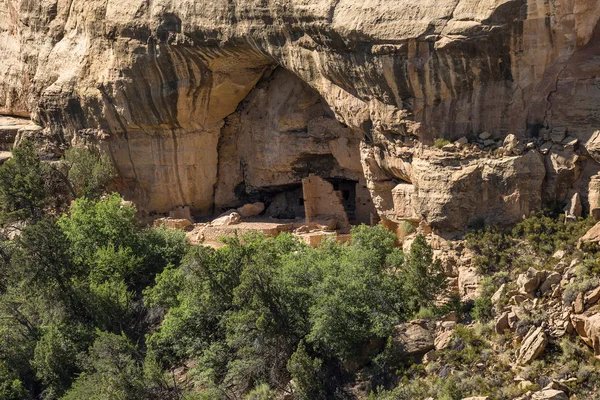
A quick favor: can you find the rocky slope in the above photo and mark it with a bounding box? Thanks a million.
[2,0,600,232]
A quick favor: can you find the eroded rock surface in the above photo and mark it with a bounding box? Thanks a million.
[2,0,600,231]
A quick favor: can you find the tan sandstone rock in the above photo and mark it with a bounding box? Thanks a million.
[588,174,600,220]
[458,267,481,301]
[571,311,600,357]
[2,0,599,230]
[586,287,600,305]
[517,268,546,293]
[495,312,510,334]
[531,389,568,400]
[153,218,193,231]
[516,326,547,365]
[579,222,600,248]
[540,272,562,295]
[393,320,435,357]
[302,176,351,232]
[563,193,582,220]
[211,212,242,227]
[237,202,265,218]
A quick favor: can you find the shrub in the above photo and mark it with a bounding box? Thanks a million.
[245,383,277,400]
[443,325,489,367]
[512,212,595,256]
[0,140,49,224]
[563,256,600,305]
[465,226,517,275]
[62,331,145,400]
[433,138,451,148]
[62,147,114,199]
[470,277,499,322]
[0,362,27,400]
[287,342,325,400]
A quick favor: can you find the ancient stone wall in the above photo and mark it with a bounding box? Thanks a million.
[302,176,351,233]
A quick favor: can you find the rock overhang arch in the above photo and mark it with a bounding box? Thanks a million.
[5,0,600,233]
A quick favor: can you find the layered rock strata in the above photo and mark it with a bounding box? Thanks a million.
[2,0,600,232]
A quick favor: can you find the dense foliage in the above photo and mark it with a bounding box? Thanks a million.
[144,226,446,399]
[0,142,448,399]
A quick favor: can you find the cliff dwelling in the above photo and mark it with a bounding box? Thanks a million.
[6,2,600,398]
[4,0,600,236]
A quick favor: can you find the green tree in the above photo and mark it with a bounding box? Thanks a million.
[62,147,114,199]
[31,323,91,398]
[0,361,27,400]
[306,227,406,360]
[58,194,139,267]
[286,341,325,400]
[401,235,446,315]
[0,140,49,224]
[62,331,145,400]
[11,218,87,320]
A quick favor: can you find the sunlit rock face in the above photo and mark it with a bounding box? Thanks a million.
[1,0,599,231]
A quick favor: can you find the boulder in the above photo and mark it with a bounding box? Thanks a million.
[574,292,585,314]
[552,249,567,260]
[507,311,519,330]
[479,132,492,140]
[571,311,600,356]
[550,127,567,143]
[563,193,582,220]
[585,130,600,164]
[491,283,506,305]
[589,174,600,220]
[458,267,481,301]
[237,202,265,218]
[456,137,469,146]
[407,151,544,232]
[495,311,510,334]
[517,268,546,293]
[516,326,547,365]
[434,329,454,350]
[543,381,570,395]
[0,151,11,165]
[441,321,456,330]
[441,143,458,152]
[540,142,553,154]
[442,311,458,322]
[586,287,600,305]
[510,293,532,305]
[540,272,561,295]
[503,134,518,153]
[544,151,580,203]
[423,350,438,363]
[561,136,578,150]
[531,389,568,400]
[393,320,434,357]
[212,211,242,226]
[578,221,600,248]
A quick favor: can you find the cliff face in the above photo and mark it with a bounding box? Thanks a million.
[1,0,600,231]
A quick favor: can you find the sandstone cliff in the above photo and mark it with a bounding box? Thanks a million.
[2,0,600,232]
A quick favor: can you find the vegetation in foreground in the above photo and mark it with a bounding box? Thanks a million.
[0,141,450,399]
[3,141,600,399]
